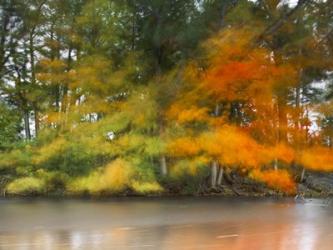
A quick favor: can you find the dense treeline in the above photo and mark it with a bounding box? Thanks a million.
[0,0,333,196]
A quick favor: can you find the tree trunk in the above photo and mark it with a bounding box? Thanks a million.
[29,31,38,137]
[29,32,36,85]
[217,166,224,186]
[61,46,72,114]
[24,111,31,140]
[0,10,9,77]
[131,6,137,50]
[273,158,278,171]
[277,96,287,142]
[160,156,168,176]
[300,168,306,183]
[229,101,242,124]
[210,102,221,189]
[34,109,39,137]
[211,161,218,188]
[219,1,229,28]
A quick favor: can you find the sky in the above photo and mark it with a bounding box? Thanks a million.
[248,0,299,7]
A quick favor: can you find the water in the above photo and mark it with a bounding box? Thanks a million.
[0,197,332,249]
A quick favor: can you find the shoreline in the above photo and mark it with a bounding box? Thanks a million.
[1,187,331,200]
[1,171,332,199]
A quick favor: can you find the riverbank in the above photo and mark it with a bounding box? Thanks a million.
[1,170,332,199]
[0,182,331,199]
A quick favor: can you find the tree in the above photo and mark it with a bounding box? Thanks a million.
[0,101,21,150]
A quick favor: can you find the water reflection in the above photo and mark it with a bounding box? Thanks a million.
[0,198,332,249]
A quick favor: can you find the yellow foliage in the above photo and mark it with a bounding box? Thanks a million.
[167,104,209,124]
[116,134,145,152]
[131,181,163,194]
[67,159,165,195]
[45,112,64,124]
[67,171,103,194]
[77,96,111,114]
[67,159,134,194]
[38,58,66,71]
[123,90,158,130]
[71,56,112,94]
[102,159,133,191]
[37,59,72,84]
[32,137,67,165]
[170,156,209,177]
[6,177,46,195]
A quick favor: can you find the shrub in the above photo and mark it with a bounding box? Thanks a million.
[32,138,102,176]
[131,181,163,194]
[67,158,134,195]
[6,177,45,195]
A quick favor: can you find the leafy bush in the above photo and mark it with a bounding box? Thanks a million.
[0,103,22,151]
[67,158,134,195]
[32,137,105,176]
[6,177,45,195]
[36,169,69,192]
[131,181,163,194]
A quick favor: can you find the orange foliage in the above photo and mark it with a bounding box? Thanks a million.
[203,60,269,101]
[167,126,295,172]
[200,29,297,103]
[167,104,209,124]
[267,143,295,164]
[199,126,268,168]
[298,146,333,171]
[167,137,201,157]
[164,28,305,194]
[251,169,296,194]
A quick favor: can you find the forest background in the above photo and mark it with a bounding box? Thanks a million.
[1,0,333,197]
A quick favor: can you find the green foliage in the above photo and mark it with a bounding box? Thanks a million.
[225,0,262,27]
[36,169,70,192]
[167,164,209,195]
[77,0,132,59]
[32,136,109,176]
[144,137,165,157]
[0,103,22,150]
[170,157,209,178]
[0,146,33,173]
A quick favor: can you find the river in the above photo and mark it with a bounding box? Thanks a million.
[0,197,332,249]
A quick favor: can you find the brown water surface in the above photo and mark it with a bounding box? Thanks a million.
[0,197,332,249]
